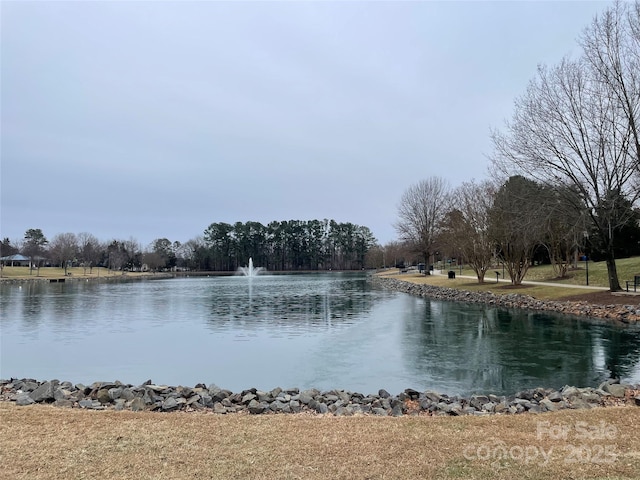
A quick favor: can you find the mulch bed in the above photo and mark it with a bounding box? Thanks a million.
[560,290,640,306]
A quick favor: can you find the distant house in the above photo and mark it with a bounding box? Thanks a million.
[0,254,30,267]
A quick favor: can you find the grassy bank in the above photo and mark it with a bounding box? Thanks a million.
[378,256,640,303]
[1,403,638,480]
[377,271,601,302]
[428,256,640,289]
[0,266,154,281]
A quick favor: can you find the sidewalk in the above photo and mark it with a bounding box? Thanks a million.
[430,269,610,291]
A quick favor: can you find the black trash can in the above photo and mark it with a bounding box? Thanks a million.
[448,270,456,279]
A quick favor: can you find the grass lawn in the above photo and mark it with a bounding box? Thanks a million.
[378,257,640,302]
[0,266,151,280]
[435,256,640,289]
[1,402,639,480]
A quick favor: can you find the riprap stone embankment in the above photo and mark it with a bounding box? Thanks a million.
[371,276,640,323]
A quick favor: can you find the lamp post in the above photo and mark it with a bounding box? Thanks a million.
[585,255,589,286]
[583,231,589,286]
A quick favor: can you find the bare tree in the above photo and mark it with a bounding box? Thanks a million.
[107,240,127,272]
[141,251,164,272]
[488,176,544,285]
[441,180,495,283]
[537,186,588,279]
[49,233,79,275]
[580,1,640,174]
[491,56,638,291]
[123,237,142,271]
[77,232,101,274]
[395,177,450,269]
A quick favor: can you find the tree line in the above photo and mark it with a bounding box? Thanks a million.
[392,1,640,291]
[393,176,639,287]
[0,219,377,274]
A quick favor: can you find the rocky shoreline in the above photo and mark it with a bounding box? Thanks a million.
[372,276,640,324]
[2,378,639,416]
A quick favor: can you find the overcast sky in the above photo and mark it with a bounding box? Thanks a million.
[1,0,610,248]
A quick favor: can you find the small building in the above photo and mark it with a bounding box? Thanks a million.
[0,254,31,267]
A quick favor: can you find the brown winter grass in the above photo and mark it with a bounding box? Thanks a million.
[0,266,150,280]
[1,403,638,480]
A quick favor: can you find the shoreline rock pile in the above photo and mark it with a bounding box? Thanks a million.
[372,276,640,324]
[2,378,638,416]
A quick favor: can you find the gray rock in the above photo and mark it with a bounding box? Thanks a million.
[30,381,56,402]
[53,398,74,408]
[309,400,328,414]
[213,402,227,414]
[481,402,496,413]
[289,400,302,413]
[146,384,169,393]
[78,399,94,409]
[162,397,179,411]
[120,388,135,401]
[424,391,442,403]
[16,392,35,406]
[114,399,126,411]
[372,407,388,416]
[391,402,403,417]
[211,390,230,403]
[561,385,580,398]
[540,398,558,412]
[568,397,592,409]
[20,381,39,392]
[404,388,420,399]
[269,400,288,413]
[334,406,351,417]
[108,387,123,401]
[228,393,242,403]
[299,389,318,405]
[270,387,283,398]
[469,395,490,409]
[130,397,145,411]
[583,393,603,403]
[324,394,339,403]
[378,389,391,398]
[448,403,463,415]
[548,391,563,402]
[256,390,271,402]
[242,393,256,404]
[515,390,534,400]
[247,399,266,414]
[605,383,626,398]
[96,388,112,404]
[54,387,71,402]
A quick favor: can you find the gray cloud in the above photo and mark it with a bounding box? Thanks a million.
[1,1,609,247]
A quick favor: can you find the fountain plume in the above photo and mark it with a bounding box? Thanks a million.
[237,257,264,277]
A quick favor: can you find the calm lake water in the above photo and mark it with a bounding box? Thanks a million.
[1,273,639,396]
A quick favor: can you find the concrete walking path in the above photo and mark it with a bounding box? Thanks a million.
[430,269,611,291]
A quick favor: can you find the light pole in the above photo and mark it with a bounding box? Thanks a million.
[585,255,589,286]
[583,231,589,286]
